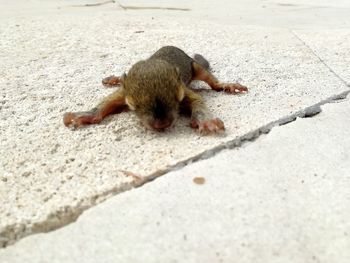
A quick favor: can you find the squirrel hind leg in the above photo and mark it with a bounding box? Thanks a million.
[192,61,248,94]
[193,54,210,70]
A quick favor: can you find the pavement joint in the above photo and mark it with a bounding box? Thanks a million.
[292,30,350,87]
[2,2,350,250]
[2,89,348,249]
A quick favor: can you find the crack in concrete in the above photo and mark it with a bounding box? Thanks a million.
[2,30,350,248]
[1,89,349,248]
[0,180,140,248]
[161,90,350,176]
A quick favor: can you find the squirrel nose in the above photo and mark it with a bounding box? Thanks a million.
[152,118,172,130]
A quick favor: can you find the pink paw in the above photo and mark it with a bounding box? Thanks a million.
[191,118,225,135]
[222,83,248,94]
[63,112,101,128]
[102,75,121,87]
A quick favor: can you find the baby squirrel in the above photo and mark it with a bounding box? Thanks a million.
[63,46,248,134]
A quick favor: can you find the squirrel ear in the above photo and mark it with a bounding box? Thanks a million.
[121,73,127,83]
[125,96,135,110]
[176,85,185,102]
[174,67,181,80]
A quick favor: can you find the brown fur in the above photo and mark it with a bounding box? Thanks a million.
[63,46,248,134]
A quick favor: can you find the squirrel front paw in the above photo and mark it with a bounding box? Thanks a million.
[191,118,225,135]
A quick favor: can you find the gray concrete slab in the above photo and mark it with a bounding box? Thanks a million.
[2,0,350,29]
[1,12,348,246]
[1,97,349,263]
[294,30,350,85]
[115,0,350,29]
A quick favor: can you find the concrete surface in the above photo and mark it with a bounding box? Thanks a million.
[2,0,350,29]
[1,0,350,259]
[2,12,348,247]
[1,98,349,263]
[294,30,350,85]
[117,0,350,29]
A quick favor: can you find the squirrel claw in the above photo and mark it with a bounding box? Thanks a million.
[102,75,121,87]
[63,112,79,128]
[222,83,248,94]
[63,112,101,128]
[191,118,225,135]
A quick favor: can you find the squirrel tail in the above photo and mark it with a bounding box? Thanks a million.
[193,54,210,70]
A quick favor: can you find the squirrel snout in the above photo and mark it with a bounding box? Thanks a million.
[151,118,173,131]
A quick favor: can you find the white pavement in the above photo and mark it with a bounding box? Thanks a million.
[1,98,349,262]
[0,0,350,261]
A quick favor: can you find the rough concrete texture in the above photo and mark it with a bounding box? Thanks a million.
[1,12,349,246]
[294,30,350,85]
[2,0,350,29]
[117,0,350,29]
[1,98,349,263]
[2,0,350,250]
